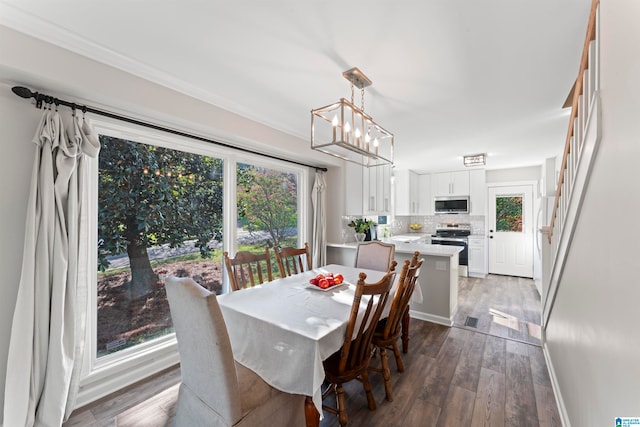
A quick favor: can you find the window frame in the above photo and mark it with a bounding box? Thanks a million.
[76,117,310,407]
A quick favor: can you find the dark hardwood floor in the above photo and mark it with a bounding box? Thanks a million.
[65,275,559,426]
[453,274,542,346]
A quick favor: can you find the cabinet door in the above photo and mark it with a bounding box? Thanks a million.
[450,171,470,196]
[409,171,419,214]
[431,172,452,197]
[418,174,432,215]
[380,164,391,213]
[364,164,391,214]
[345,162,364,216]
[469,169,486,215]
[431,171,470,197]
[468,237,486,274]
[393,169,411,216]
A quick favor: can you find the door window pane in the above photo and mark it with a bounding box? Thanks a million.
[236,164,298,266]
[496,196,523,232]
[97,136,224,358]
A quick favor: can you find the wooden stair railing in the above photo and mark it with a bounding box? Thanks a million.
[547,0,600,245]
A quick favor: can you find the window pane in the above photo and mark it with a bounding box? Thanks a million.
[236,163,298,263]
[496,196,523,232]
[97,136,224,358]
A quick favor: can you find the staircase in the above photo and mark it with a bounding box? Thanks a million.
[542,0,601,325]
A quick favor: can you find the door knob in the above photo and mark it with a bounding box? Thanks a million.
[489,236,494,239]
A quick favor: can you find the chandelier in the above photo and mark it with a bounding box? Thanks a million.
[311,67,394,167]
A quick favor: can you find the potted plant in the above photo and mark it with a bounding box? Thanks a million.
[347,218,376,242]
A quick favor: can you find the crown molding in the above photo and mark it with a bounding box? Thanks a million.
[0,1,307,140]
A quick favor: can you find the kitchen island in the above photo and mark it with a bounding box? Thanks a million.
[326,240,462,326]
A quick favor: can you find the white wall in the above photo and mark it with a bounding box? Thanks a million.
[544,0,640,424]
[486,165,541,184]
[0,25,341,420]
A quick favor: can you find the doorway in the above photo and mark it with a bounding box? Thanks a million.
[488,184,534,278]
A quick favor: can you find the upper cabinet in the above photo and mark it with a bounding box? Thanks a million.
[431,171,470,197]
[394,170,427,216]
[345,162,364,216]
[345,162,391,216]
[366,164,391,214]
[469,169,486,215]
[418,174,432,215]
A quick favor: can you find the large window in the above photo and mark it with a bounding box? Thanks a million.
[79,119,307,406]
[97,136,224,357]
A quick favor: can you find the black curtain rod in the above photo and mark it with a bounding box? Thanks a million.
[11,86,328,172]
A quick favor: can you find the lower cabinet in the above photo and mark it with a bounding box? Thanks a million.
[468,236,487,278]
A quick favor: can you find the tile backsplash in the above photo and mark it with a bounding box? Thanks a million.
[392,215,486,235]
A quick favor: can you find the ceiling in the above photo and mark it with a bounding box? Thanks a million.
[0,0,592,173]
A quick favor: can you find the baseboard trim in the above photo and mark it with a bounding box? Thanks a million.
[542,341,571,427]
[409,310,453,327]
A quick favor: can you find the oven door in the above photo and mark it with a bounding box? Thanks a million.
[430,237,468,266]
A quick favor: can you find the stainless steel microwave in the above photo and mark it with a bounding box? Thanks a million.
[434,196,470,214]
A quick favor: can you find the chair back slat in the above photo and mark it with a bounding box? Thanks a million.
[338,270,394,373]
[384,252,423,339]
[224,247,273,291]
[276,242,312,278]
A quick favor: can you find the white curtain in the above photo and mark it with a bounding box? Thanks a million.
[311,170,326,267]
[3,110,100,427]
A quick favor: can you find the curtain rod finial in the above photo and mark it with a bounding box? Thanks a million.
[12,86,35,99]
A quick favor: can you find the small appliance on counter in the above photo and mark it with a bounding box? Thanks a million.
[430,223,471,277]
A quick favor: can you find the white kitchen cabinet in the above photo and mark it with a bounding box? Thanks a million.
[469,169,486,215]
[468,236,487,278]
[345,162,364,216]
[418,174,432,215]
[432,171,470,197]
[364,163,391,214]
[345,162,391,216]
[394,169,411,216]
[394,169,421,215]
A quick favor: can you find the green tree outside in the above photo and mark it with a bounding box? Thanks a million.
[98,136,224,298]
[496,196,523,232]
[237,164,297,249]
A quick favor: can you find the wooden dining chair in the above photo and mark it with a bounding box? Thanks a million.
[223,247,273,291]
[370,252,423,402]
[164,276,305,426]
[354,240,396,272]
[275,242,312,278]
[322,270,395,426]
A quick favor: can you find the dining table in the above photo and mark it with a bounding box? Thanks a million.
[217,263,392,427]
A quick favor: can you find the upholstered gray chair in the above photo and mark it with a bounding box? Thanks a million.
[165,276,305,426]
[354,241,396,272]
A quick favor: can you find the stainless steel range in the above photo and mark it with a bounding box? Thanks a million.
[431,223,471,277]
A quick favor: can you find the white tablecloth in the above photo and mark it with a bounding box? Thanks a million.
[217,264,386,417]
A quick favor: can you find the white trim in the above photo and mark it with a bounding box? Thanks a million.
[77,116,310,409]
[542,341,571,427]
[542,92,602,325]
[409,310,454,327]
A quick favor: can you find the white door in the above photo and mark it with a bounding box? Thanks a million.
[488,185,534,277]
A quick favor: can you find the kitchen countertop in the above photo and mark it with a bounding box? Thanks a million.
[327,240,463,257]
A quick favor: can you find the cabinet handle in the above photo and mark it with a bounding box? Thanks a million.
[370,196,375,211]
[384,198,389,212]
